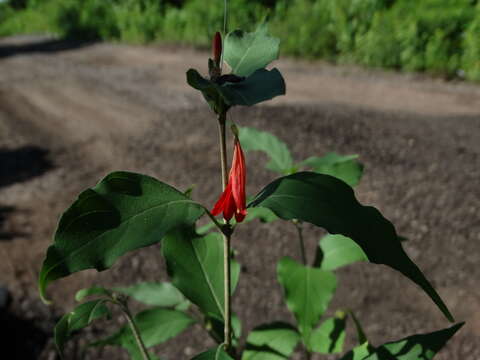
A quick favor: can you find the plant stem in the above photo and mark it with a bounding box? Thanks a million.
[293,221,311,359]
[120,304,151,360]
[294,220,307,265]
[224,230,232,350]
[217,111,232,351]
[218,112,228,189]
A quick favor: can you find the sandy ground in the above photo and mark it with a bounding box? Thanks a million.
[0,35,479,360]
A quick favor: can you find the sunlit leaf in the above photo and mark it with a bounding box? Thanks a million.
[55,300,109,357]
[339,342,373,360]
[114,282,189,309]
[340,323,464,360]
[75,286,111,302]
[39,171,204,303]
[300,153,363,187]
[162,226,240,320]
[277,257,337,343]
[192,346,234,360]
[250,172,454,322]
[95,308,194,355]
[318,234,368,271]
[242,322,300,360]
[239,127,294,174]
[243,206,279,224]
[224,23,280,77]
[308,315,346,354]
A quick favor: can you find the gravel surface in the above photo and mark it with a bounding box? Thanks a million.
[0,35,479,360]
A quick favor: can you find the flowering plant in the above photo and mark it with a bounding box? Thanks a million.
[38,20,462,360]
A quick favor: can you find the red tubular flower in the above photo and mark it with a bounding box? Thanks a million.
[212,137,247,223]
[212,31,222,66]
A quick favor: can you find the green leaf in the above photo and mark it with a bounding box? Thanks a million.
[277,257,337,343]
[162,226,240,320]
[239,127,293,174]
[55,300,109,356]
[224,23,280,77]
[308,316,346,354]
[114,282,189,309]
[39,171,205,303]
[207,312,242,345]
[198,207,278,235]
[243,206,279,224]
[250,172,454,322]
[75,286,112,302]
[242,322,300,360]
[341,323,464,360]
[221,68,286,106]
[97,308,194,351]
[318,234,368,271]
[187,68,285,109]
[192,346,234,360]
[300,153,364,187]
[339,342,373,360]
[186,69,227,113]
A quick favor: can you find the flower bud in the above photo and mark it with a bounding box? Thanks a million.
[212,31,222,66]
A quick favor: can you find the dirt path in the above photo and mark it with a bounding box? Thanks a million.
[0,35,479,359]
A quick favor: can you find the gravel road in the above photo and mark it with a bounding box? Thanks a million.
[0,35,479,360]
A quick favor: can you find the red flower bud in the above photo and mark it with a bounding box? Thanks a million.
[212,31,222,65]
[212,137,247,222]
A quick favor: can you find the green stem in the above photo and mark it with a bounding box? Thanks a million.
[223,230,232,350]
[203,206,226,232]
[294,220,307,265]
[217,111,232,351]
[218,112,228,189]
[119,303,151,360]
[293,221,312,359]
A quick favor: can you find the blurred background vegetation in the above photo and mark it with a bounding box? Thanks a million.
[1,0,479,81]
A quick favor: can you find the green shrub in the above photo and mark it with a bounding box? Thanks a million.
[113,0,164,43]
[2,0,480,82]
[462,6,480,81]
[354,12,400,69]
[54,0,120,40]
[159,0,266,46]
[270,0,337,59]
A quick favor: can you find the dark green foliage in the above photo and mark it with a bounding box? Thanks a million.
[2,0,480,79]
[249,172,454,322]
[38,171,205,302]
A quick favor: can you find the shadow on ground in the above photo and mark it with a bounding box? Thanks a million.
[0,146,53,188]
[0,307,50,359]
[0,205,24,241]
[0,38,94,59]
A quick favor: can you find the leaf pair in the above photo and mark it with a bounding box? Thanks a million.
[238,126,364,186]
[187,24,286,113]
[249,171,454,323]
[56,282,194,359]
[39,171,206,303]
[187,68,286,111]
